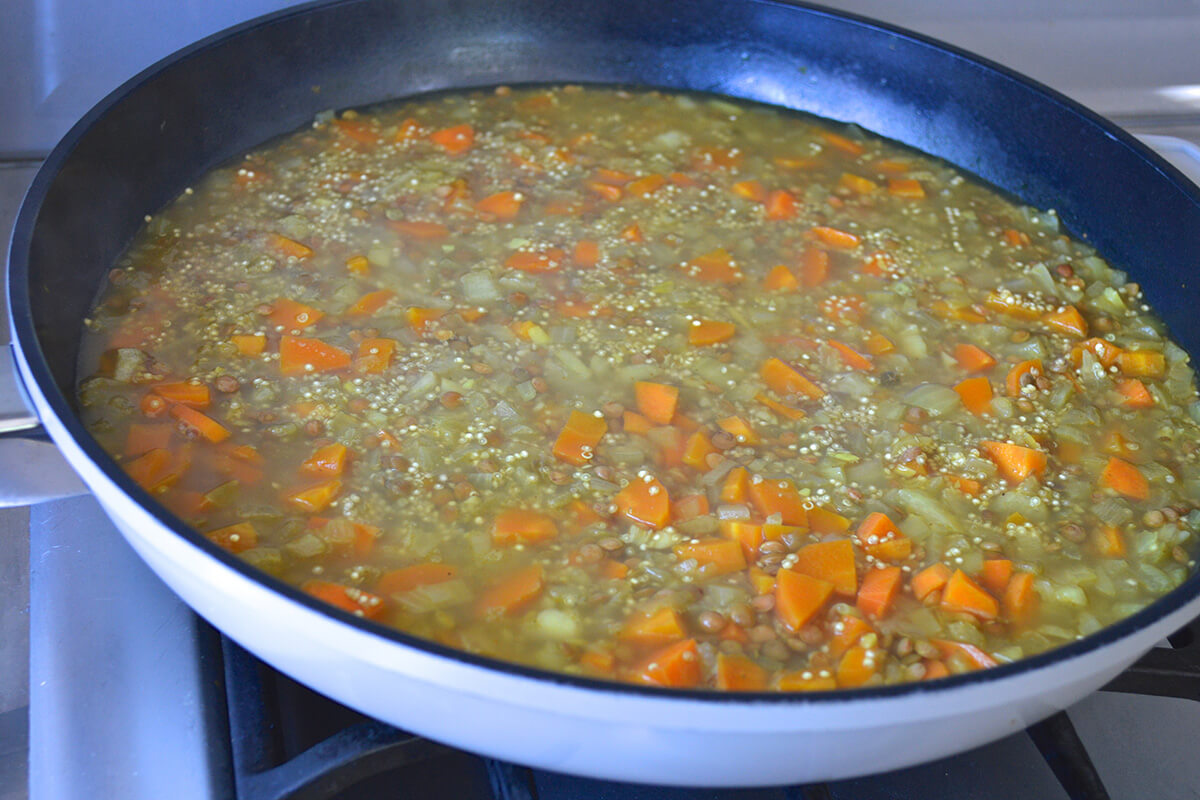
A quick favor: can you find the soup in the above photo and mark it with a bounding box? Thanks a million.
[76,86,1200,690]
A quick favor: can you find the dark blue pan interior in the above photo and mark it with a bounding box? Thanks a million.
[9,0,1200,703]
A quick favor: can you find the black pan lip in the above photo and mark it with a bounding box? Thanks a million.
[8,0,1200,709]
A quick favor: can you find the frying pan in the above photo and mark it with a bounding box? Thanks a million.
[7,0,1200,786]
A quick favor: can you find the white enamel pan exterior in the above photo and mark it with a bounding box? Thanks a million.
[8,0,1200,786]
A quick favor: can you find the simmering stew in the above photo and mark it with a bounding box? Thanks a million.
[77,86,1200,690]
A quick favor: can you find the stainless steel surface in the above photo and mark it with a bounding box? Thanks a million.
[0,347,40,435]
[0,436,87,508]
[28,496,229,800]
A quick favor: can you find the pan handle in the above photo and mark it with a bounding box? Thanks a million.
[0,344,88,506]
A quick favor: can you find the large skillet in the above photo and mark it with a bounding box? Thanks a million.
[7,0,1200,786]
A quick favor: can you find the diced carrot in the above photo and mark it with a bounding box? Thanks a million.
[945,474,982,496]
[585,180,622,201]
[716,415,759,446]
[839,172,878,194]
[475,564,544,618]
[1071,337,1124,369]
[941,569,999,621]
[153,381,211,408]
[505,248,567,272]
[764,264,799,292]
[692,146,743,171]
[1044,305,1088,338]
[864,332,895,356]
[1117,350,1166,378]
[345,254,370,275]
[1003,571,1040,628]
[810,226,861,250]
[1099,456,1149,500]
[270,298,324,330]
[819,293,868,323]
[775,569,834,632]
[764,189,797,220]
[301,443,348,477]
[475,190,523,219]
[674,538,747,576]
[887,178,925,198]
[856,566,902,618]
[302,580,386,619]
[169,404,230,443]
[954,343,997,373]
[346,290,396,317]
[552,410,607,466]
[954,377,994,416]
[827,339,873,371]
[682,248,745,284]
[798,248,831,288]
[389,220,450,240]
[688,319,736,346]
[579,649,617,676]
[731,179,768,203]
[635,382,678,425]
[279,336,352,375]
[856,512,912,562]
[599,559,630,580]
[376,563,459,595]
[622,410,653,435]
[821,130,865,156]
[626,173,667,197]
[680,430,717,470]
[911,563,952,602]
[792,540,856,596]
[672,494,710,523]
[620,607,687,646]
[205,522,258,554]
[353,523,380,557]
[748,566,777,596]
[615,475,671,529]
[1116,379,1155,408]
[1002,228,1031,247]
[270,234,314,259]
[629,639,702,688]
[716,653,768,691]
[354,337,396,374]
[748,477,807,525]
[720,466,749,504]
[836,645,880,688]
[761,357,825,400]
[720,520,764,560]
[980,441,1047,484]
[829,614,874,658]
[429,123,474,154]
[492,509,558,546]
[285,479,341,513]
[933,639,998,670]
[807,507,849,535]
[1006,359,1045,397]
[620,223,644,243]
[124,423,174,457]
[978,559,1014,596]
[573,239,601,267]
[755,393,807,421]
[232,333,267,355]
[923,660,951,680]
[125,447,187,492]
[1094,524,1127,558]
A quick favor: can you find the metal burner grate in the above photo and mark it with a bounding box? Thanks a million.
[214,616,1200,800]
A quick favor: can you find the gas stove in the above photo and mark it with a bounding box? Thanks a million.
[8,2,1200,798]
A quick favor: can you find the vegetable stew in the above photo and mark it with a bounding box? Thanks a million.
[77,86,1200,690]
